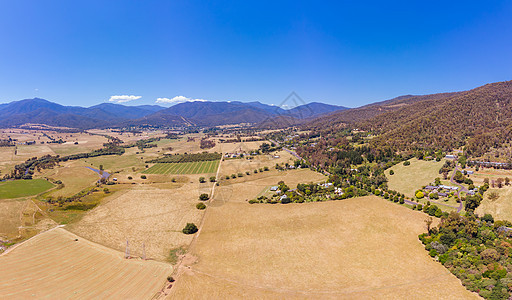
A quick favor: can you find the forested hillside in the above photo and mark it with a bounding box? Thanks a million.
[358,81,512,156]
[308,93,459,128]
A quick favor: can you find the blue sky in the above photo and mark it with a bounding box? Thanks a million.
[0,1,511,108]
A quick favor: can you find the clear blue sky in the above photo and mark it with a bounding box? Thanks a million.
[0,1,511,107]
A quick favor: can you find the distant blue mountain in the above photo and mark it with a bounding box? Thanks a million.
[0,98,346,128]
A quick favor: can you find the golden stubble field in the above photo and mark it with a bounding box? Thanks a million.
[0,227,171,299]
[218,150,297,177]
[170,196,478,299]
[68,179,209,261]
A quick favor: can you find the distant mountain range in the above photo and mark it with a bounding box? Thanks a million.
[0,98,346,129]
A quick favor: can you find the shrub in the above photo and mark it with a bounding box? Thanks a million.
[199,193,209,201]
[280,196,291,204]
[415,190,424,199]
[481,248,500,261]
[171,178,176,182]
[209,176,216,182]
[389,170,394,175]
[245,171,250,175]
[429,248,438,257]
[430,241,448,254]
[182,223,198,234]
[225,175,230,180]
[140,175,147,179]
[237,173,243,177]
[103,188,110,194]
[403,161,411,166]
[399,198,404,204]
[196,202,206,210]
[248,199,259,204]
[199,177,206,183]
[482,213,494,223]
[167,276,175,282]
[440,232,456,246]
[264,166,269,171]
[128,176,133,180]
[254,169,258,173]
[231,174,236,178]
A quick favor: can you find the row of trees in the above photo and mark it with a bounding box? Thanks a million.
[147,152,222,163]
[5,143,125,180]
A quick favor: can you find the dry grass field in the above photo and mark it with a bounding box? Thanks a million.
[210,140,265,154]
[0,227,171,299]
[0,199,56,242]
[467,167,512,186]
[87,129,168,144]
[0,129,110,174]
[69,183,207,261]
[39,161,99,197]
[219,150,296,178]
[82,146,155,173]
[170,196,477,299]
[468,168,512,221]
[476,186,512,221]
[386,158,444,197]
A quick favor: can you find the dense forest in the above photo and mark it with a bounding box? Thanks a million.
[357,81,512,156]
[305,80,512,159]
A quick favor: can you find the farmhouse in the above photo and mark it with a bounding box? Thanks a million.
[445,154,457,159]
[319,182,333,188]
[439,185,459,191]
[334,187,344,195]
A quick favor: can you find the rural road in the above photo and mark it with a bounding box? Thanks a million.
[449,166,466,213]
[283,147,302,160]
[269,139,302,160]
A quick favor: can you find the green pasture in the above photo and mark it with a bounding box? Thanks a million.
[0,179,55,199]
[144,160,220,175]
